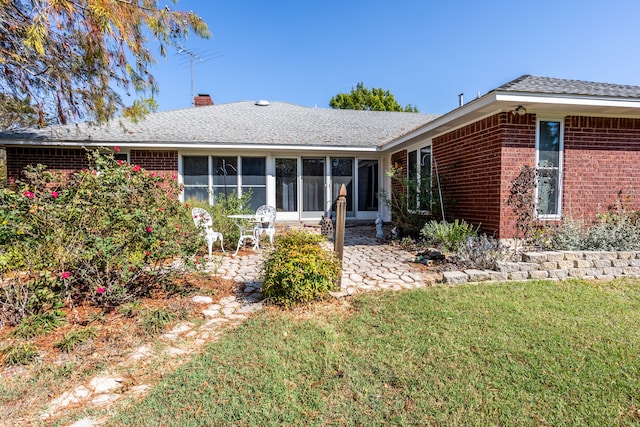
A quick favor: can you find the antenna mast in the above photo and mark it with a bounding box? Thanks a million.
[176,45,222,106]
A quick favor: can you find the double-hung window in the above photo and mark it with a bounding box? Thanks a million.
[536,119,563,218]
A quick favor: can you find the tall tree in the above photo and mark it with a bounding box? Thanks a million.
[329,82,418,112]
[0,0,210,129]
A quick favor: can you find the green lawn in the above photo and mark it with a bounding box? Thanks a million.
[109,279,640,426]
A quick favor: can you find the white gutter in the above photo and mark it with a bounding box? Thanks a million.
[1,140,379,152]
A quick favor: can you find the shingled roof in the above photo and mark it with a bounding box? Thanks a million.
[496,75,640,98]
[1,102,439,148]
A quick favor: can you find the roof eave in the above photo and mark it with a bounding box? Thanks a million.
[0,139,380,152]
[382,91,640,151]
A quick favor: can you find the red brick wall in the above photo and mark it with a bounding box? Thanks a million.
[432,112,535,238]
[431,113,640,239]
[562,116,640,221]
[6,147,179,189]
[6,147,88,186]
[390,150,407,194]
[130,150,178,179]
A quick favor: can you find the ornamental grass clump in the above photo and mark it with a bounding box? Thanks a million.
[420,218,479,252]
[261,231,341,308]
[0,149,204,326]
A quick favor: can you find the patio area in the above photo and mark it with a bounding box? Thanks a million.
[214,224,441,300]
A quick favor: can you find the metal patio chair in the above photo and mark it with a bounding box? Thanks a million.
[192,207,225,259]
[253,205,277,248]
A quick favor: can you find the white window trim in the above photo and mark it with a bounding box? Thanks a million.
[535,117,564,220]
[406,143,433,215]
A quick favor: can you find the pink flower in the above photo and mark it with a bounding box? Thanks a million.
[50,191,59,198]
[133,165,141,172]
[23,191,34,199]
[146,226,153,233]
[158,208,164,212]
[151,172,156,178]
[185,203,190,209]
[145,251,151,256]
[117,160,123,166]
[171,175,177,180]
[114,146,120,152]
[60,271,71,280]
[97,287,106,294]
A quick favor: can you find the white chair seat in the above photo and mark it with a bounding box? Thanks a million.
[192,208,225,259]
[253,205,277,248]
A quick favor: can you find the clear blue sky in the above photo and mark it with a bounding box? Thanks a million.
[147,0,640,114]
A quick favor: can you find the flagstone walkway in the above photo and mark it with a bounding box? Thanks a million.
[43,225,438,426]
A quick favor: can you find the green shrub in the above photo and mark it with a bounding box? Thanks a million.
[140,307,175,335]
[54,327,98,353]
[12,310,66,339]
[261,231,341,308]
[550,207,640,251]
[551,220,640,251]
[454,234,508,270]
[0,149,205,324]
[0,342,39,365]
[420,219,479,252]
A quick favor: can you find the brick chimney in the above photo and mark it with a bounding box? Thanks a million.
[194,94,214,107]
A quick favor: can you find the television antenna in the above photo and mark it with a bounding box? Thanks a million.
[176,44,223,106]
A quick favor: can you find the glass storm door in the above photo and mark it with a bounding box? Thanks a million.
[331,158,354,217]
[302,158,325,218]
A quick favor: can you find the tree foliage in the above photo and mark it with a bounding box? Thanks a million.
[329,82,418,112]
[0,0,210,129]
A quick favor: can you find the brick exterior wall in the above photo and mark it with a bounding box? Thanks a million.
[394,112,640,239]
[433,112,534,238]
[562,116,640,222]
[6,147,179,190]
[6,147,88,186]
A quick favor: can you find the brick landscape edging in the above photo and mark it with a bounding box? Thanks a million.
[443,251,640,284]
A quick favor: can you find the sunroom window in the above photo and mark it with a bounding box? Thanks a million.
[183,156,209,202]
[182,156,266,208]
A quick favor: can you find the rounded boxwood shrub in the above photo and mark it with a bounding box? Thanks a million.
[261,231,341,308]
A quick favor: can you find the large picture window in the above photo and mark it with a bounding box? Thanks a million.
[183,155,266,207]
[536,120,563,218]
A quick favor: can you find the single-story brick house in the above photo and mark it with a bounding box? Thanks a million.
[2,75,640,238]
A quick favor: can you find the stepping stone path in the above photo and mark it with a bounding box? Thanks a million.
[39,225,438,426]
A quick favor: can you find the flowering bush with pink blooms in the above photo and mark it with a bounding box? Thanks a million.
[0,149,203,325]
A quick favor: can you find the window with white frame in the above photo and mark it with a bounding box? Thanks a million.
[183,156,209,201]
[407,145,432,212]
[182,155,266,209]
[536,119,563,218]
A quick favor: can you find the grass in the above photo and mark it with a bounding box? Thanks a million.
[109,278,640,426]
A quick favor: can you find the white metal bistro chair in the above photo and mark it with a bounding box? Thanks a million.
[192,207,224,259]
[253,205,277,248]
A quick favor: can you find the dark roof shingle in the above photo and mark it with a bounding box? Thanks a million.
[496,75,640,98]
[1,102,439,147]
